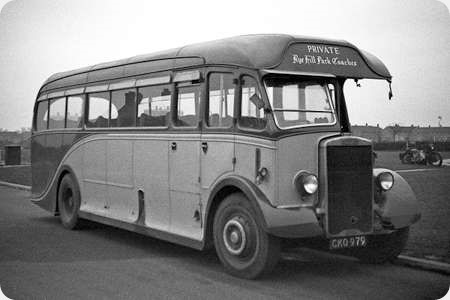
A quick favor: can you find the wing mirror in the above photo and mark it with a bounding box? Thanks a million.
[250,93,265,110]
[388,81,393,100]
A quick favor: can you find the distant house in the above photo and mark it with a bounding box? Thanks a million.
[410,126,450,142]
[351,124,382,142]
[351,124,450,143]
[0,130,31,148]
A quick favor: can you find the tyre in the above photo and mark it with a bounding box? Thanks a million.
[213,193,280,279]
[401,154,412,164]
[428,152,443,167]
[353,227,409,263]
[57,173,82,229]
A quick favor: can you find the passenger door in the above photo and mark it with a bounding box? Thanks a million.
[201,72,236,189]
[107,89,139,223]
[168,82,202,240]
[134,83,172,232]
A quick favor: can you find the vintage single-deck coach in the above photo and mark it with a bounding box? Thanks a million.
[31,34,420,278]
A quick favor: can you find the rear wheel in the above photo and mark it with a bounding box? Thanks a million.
[401,154,412,164]
[213,193,280,279]
[58,173,82,230]
[353,227,409,263]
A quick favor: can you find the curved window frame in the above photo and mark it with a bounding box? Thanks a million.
[34,100,49,131]
[263,76,338,130]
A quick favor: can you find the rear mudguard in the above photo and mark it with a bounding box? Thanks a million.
[373,168,421,229]
[30,165,78,215]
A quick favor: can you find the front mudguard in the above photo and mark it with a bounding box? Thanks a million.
[373,168,421,229]
[206,175,323,240]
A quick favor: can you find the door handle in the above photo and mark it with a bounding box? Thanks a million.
[171,142,177,151]
[201,142,208,154]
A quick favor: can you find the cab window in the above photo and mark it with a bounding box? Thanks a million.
[265,77,336,129]
[239,76,266,130]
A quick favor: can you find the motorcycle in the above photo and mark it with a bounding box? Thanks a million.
[399,144,443,166]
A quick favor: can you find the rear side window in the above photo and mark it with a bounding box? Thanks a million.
[207,73,235,128]
[35,101,49,131]
[137,85,171,127]
[239,76,266,130]
[175,85,200,127]
[66,96,83,128]
[111,89,136,127]
[49,97,66,129]
[87,92,110,128]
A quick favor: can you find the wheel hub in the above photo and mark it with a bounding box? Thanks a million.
[63,188,74,213]
[223,218,247,255]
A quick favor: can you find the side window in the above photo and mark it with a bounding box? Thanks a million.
[49,97,66,129]
[66,96,83,128]
[175,85,200,127]
[86,92,109,128]
[111,89,136,127]
[239,76,266,130]
[137,85,171,127]
[207,73,235,128]
[35,100,49,131]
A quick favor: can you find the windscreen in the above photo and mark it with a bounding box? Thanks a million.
[264,77,336,129]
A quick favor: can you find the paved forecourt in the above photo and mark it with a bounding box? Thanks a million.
[0,186,448,300]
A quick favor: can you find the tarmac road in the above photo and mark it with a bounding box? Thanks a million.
[0,186,448,300]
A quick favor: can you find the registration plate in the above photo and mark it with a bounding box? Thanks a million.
[329,236,367,250]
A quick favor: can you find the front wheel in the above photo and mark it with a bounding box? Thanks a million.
[58,173,82,229]
[213,193,280,279]
[353,227,409,263]
[428,152,443,166]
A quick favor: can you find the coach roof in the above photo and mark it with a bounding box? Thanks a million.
[40,34,391,93]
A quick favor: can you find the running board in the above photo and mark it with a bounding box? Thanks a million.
[78,211,204,250]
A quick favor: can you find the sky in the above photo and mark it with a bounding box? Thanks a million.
[0,0,449,130]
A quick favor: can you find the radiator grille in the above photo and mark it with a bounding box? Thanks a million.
[327,146,373,235]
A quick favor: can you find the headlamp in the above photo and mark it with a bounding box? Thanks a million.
[377,172,394,191]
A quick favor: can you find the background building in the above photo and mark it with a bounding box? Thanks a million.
[352,124,450,143]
